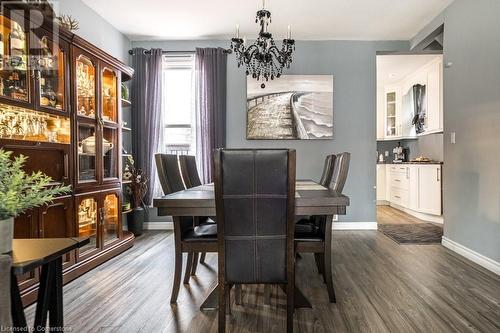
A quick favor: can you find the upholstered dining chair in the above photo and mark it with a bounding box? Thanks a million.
[155,154,218,303]
[0,255,11,328]
[214,149,296,333]
[179,155,216,268]
[294,152,351,303]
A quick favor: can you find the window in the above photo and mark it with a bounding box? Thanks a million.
[161,54,196,155]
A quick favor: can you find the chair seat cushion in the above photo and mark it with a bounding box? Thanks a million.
[295,222,323,242]
[184,224,218,242]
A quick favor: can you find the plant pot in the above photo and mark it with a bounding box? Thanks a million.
[127,207,144,237]
[0,217,14,254]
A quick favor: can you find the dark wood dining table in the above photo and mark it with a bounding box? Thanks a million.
[153,179,349,310]
[10,237,89,332]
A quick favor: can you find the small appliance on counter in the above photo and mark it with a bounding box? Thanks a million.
[392,142,407,163]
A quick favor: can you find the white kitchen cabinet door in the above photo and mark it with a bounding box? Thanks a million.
[376,164,386,201]
[418,165,442,215]
[426,59,443,133]
[408,166,419,211]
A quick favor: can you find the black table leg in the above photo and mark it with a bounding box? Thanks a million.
[34,257,64,332]
[34,260,53,332]
[48,257,64,328]
[10,272,27,330]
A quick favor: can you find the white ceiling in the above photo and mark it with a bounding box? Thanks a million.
[82,0,453,41]
[377,54,442,86]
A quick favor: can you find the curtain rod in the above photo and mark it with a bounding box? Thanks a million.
[128,49,232,55]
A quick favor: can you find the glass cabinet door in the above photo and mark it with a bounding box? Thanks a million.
[75,54,96,119]
[36,34,67,112]
[386,92,396,136]
[102,127,118,180]
[0,14,30,103]
[77,123,97,183]
[77,196,99,257]
[101,67,118,123]
[102,193,120,246]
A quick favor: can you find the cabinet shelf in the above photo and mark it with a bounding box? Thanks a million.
[121,99,131,107]
[122,126,131,132]
[122,179,132,184]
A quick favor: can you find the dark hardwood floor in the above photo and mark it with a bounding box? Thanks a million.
[26,231,500,332]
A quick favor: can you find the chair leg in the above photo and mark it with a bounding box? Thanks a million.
[323,247,336,303]
[286,282,294,333]
[183,253,194,285]
[200,252,206,264]
[235,284,242,305]
[191,253,199,275]
[219,284,227,333]
[264,285,271,305]
[314,253,324,277]
[170,247,183,303]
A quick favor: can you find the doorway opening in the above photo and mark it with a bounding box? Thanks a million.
[375,52,444,244]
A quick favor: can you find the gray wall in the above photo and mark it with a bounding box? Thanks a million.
[133,39,409,222]
[414,0,500,262]
[52,0,130,62]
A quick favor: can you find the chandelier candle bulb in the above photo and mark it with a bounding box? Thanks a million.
[236,24,240,38]
[287,25,291,39]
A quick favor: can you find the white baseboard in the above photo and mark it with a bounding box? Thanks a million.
[144,222,173,230]
[442,237,500,276]
[390,203,443,224]
[377,200,389,206]
[332,222,378,230]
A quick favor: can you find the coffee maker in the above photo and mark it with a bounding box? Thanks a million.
[393,142,407,163]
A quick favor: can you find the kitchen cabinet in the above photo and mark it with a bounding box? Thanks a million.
[417,165,442,215]
[378,164,442,218]
[376,164,386,201]
[424,59,443,134]
[377,56,443,140]
[384,87,401,138]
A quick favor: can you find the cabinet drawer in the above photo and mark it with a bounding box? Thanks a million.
[390,173,409,190]
[388,165,407,175]
[390,187,409,207]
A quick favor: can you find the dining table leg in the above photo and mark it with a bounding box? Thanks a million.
[10,271,28,331]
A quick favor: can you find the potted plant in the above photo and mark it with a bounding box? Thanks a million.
[0,149,71,253]
[124,156,148,236]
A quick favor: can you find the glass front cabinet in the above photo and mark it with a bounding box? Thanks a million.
[0,3,133,306]
[76,189,122,260]
[74,47,121,190]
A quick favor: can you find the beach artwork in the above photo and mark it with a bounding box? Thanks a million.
[246,75,334,140]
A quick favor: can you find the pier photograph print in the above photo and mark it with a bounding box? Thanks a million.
[246,75,334,140]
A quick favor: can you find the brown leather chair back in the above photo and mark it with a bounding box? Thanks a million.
[331,152,351,193]
[155,154,193,234]
[155,154,185,195]
[319,154,336,187]
[179,155,202,189]
[214,149,296,284]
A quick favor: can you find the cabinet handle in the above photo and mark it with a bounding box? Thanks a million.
[394,179,401,182]
[437,168,440,182]
[395,195,401,199]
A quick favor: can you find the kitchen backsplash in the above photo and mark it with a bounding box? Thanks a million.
[377,133,443,162]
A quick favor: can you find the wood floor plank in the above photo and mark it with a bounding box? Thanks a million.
[24,230,500,333]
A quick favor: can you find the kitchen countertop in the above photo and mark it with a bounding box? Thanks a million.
[377,161,443,165]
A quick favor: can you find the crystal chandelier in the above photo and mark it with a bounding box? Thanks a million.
[230,1,295,88]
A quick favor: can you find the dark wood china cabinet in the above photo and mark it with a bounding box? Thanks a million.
[0,2,134,306]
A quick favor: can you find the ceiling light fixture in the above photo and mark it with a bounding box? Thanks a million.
[230,0,295,88]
